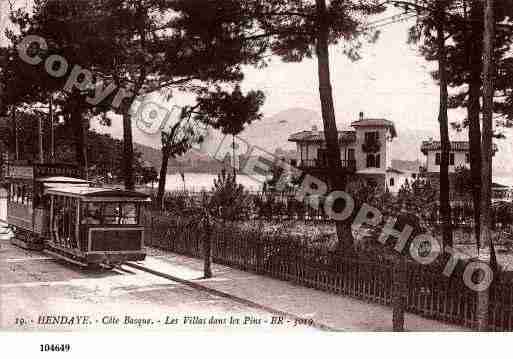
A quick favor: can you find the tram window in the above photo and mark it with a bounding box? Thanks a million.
[104,203,121,224]
[16,185,22,203]
[26,191,33,207]
[18,185,24,204]
[69,198,77,246]
[120,203,139,225]
[81,203,102,225]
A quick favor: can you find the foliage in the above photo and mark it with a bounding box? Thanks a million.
[453,165,473,198]
[243,0,385,62]
[159,191,197,213]
[0,110,149,183]
[345,178,380,215]
[396,178,439,227]
[263,157,295,192]
[401,0,513,128]
[3,0,269,188]
[206,169,251,221]
[139,164,158,185]
[361,138,381,153]
[193,85,265,136]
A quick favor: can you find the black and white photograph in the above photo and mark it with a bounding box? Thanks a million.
[0,0,512,354]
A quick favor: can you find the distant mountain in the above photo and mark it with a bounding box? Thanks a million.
[134,142,162,170]
[391,159,422,172]
[239,107,323,151]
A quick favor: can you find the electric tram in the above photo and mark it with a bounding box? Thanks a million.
[4,161,150,267]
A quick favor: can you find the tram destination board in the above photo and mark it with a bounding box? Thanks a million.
[5,163,84,180]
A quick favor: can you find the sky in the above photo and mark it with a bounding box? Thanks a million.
[1,1,512,181]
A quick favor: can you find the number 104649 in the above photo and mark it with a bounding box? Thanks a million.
[40,344,71,352]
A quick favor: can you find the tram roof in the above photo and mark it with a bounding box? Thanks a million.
[44,185,151,201]
[35,176,90,184]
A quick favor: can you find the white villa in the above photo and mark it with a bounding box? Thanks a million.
[420,140,472,173]
[420,139,510,201]
[288,113,417,193]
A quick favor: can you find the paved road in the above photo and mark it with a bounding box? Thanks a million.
[0,240,314,332]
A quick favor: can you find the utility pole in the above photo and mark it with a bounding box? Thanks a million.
[477,0,495,332]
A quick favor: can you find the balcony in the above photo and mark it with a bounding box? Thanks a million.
[298,159,356,172]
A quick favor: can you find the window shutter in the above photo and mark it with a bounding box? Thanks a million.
[366,154,374,168]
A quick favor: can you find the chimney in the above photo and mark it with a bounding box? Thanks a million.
[359,111,364,120]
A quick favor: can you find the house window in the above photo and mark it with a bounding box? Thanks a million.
[347,148,355,161]
[367,179,378,187]
[465,153,470,163]
[366,154,381,168]
[366,154,374,168]
[365,131,379,143]
[390,178,395,187]
[435,152,455,165]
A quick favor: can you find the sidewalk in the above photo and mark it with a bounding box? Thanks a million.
[135,248,466,332]
[0,220,13,241]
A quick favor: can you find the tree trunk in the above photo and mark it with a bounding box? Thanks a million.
[203,215,213,279]
[37,115,44,164]
[392,255,407,331]
[315,0,349,251]
[122,110,135,191]
[315,0,342,173]
[232,134,237,178]
[49,95,55,163]
[11,106,19,160]
[156,147,171,210]
[468,0,483,249]
[436,2,453,249]
[71,104,88,174]
[477,0,495,332]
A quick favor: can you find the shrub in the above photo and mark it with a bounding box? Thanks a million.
[207,169,251,221]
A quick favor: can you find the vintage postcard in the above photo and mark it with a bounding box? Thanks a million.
[1,0,512,353]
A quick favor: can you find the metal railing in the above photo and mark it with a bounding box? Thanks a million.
[299,159,356,170]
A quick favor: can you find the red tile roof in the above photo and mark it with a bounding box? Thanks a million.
[288,130,356,143]
[351,118,397,138]
[421,140,498,155]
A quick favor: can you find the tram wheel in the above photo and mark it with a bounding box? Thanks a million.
[86,263,103,270]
